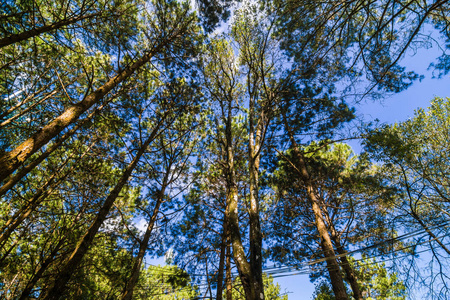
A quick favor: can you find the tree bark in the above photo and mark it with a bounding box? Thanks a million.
[248,119,264,300]
[121,181,168,300]
[0,12,101,48]
[281,112,348,300]
[334,240,363,300]
[216,212,228,300]
[226,244,233,300]
[327,219,362,300]
[0,98,110,197]
[224,98,260,300]
[324,206,362,300]
[0,21,189,183]
[227,185,258,299]
[306,183,348,300]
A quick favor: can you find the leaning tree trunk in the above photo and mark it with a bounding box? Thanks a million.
[333,237,363,300]
[326,217,362,300]
[0,12,102,48]
[0,97,113,197]
[282,112,348,300]
[121,173,169,300]
[0,20,190,183]
[305,182,348,300]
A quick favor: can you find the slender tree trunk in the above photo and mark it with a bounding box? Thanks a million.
[0,22,189,183]
[121,181,167,300]
[223,100,259,300]
[282,113,348,300]
[39,121,163,300]
[203,257,213,300]
[226,159,258,300]
[248,126,264,300]
[334,238,362,300]
[0,12,101,48]
[216,213,228,300]
[325,216,362,300]
[227,185,257,299]
[226,244,232,300]
[307,183,348,300]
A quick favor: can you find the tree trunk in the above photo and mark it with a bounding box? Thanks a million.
[0,98,111,197]
[0,22,189,183]
[335,241,363,300]
[224,99,259,300]
[227,185,258,299]
[248,124,264,300]
[226,244,232,300]
[281,112,348,300]
[121,182,167,300]
[306,183,348,300]
[0,12,101,48]
[39,121,163,300]
[322,207,362,300]
[216,212,228,300]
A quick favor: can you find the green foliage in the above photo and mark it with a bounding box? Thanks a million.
[312,281,335,300]
[134,265,199,300]
[195,0,234,32]
[267,143,398,277]
[228,274,287,300]
[352,254,406,300]
[273,0,427,95]
[312,255,406,300]
[364,97,450,295]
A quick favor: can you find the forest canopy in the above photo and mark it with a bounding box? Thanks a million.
[1,0,450,299]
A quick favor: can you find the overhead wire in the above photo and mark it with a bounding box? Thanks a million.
[133,219,450,298]
[138,221,450,281]
[263,219,450,272]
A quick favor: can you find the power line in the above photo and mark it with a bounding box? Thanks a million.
[142,221,450,281]
[262,219,450,274]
